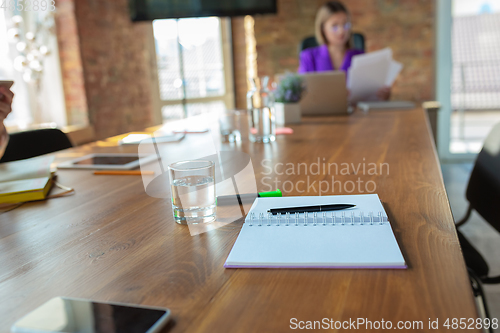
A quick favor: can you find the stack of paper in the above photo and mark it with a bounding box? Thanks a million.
[347,48,402,102]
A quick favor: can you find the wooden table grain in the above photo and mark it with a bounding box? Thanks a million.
[0,108,479,332]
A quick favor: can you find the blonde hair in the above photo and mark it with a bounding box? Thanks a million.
[315,1,351,47]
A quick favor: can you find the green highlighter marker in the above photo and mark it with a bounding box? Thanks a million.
[257,189,282,197]
[217,189,282,206]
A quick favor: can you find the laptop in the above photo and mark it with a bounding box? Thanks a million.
[299,71,349,115]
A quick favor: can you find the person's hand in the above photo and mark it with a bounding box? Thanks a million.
[377,86,391,101]
[0,86,14,122]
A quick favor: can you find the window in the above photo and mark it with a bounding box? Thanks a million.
[152,17,234,121]
[0,9,32,128]
[450,0,500,154]
[0,8,66,130]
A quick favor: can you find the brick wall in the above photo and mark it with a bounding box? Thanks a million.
[236,0,435,104]
[57,0,434,138]
[54,0,88,127]
[68,0,156,139]
[231,17,248,110]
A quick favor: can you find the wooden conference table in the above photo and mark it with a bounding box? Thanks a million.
[0,108,478,332]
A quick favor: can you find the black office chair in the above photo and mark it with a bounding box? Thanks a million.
[298,33,365,54]
[455,122,500,332]
[0,128,73,163]
[456,121,500,282]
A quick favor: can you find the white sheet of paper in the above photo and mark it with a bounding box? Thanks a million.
[348,59,390,101]
[386,60,403,86]
[347,48,402,102]
[351,47,392,68]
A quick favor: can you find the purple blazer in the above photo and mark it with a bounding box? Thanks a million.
[298,45,364,74]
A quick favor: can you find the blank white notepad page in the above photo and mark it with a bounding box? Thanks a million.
[224,194,406,269]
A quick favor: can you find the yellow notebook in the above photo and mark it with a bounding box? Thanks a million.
[0,156,54,204]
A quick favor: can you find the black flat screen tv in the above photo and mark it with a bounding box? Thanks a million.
[129,0,277,21]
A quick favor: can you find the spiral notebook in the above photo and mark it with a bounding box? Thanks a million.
[224,194,406,269]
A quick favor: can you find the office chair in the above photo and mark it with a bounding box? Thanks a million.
[455,122,500,333]
[456,121,500,283]
[0,128,73,163]
[298,33,365,54]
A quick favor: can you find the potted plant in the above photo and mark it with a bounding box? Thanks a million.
[273,73,306,126]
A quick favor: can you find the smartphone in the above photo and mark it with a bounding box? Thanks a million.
[0,81,13,100]
[0,80,14,89]
[11,297,171,333]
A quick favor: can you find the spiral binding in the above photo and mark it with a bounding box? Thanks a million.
[247,211,388,226]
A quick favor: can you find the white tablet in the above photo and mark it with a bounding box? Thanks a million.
[57,153,158,170]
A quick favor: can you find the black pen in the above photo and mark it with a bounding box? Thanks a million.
[268,204,355,215]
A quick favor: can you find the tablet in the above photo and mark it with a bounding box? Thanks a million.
[57,153,158,170]
[11,297,171,333]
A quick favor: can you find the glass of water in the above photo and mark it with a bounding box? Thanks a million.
[248,107,276,143]
[168,160,216,225]
[247,76,276,143]
[219,110,244,143]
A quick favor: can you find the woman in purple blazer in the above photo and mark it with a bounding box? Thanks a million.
[298,1,391,100]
